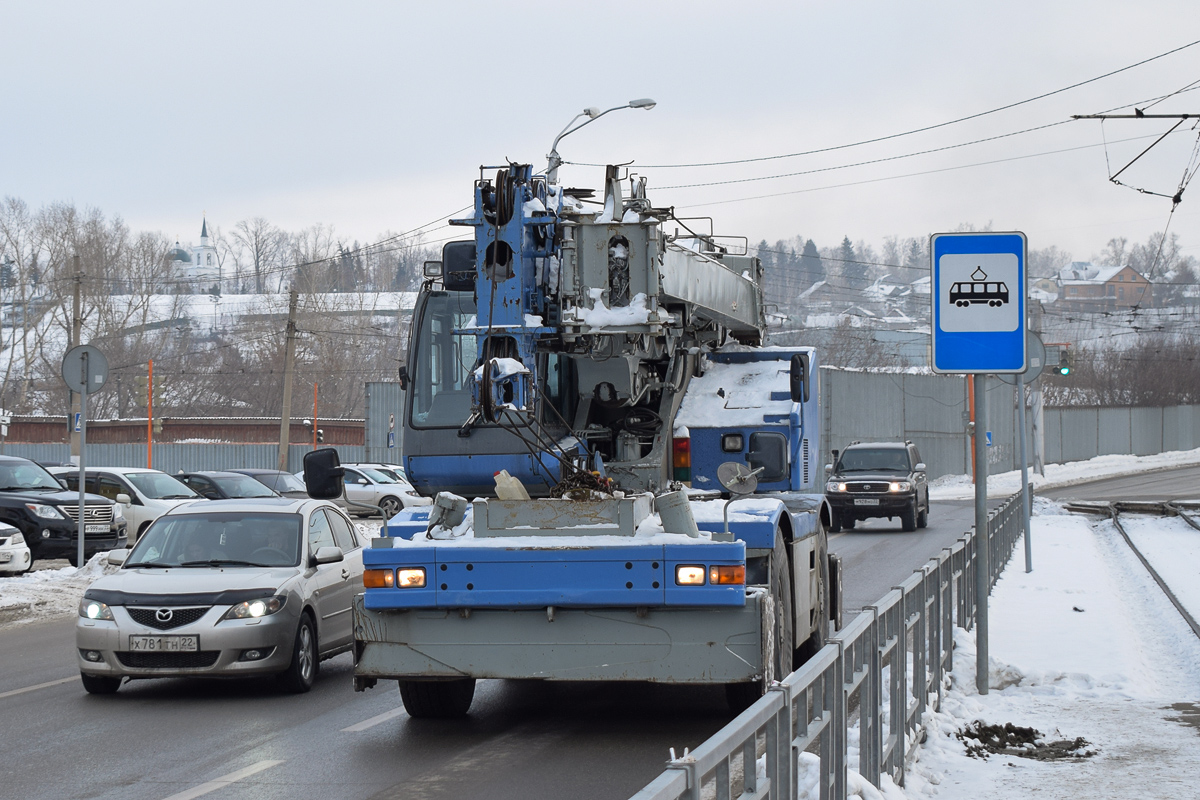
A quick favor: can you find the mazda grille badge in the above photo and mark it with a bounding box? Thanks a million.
[156,608,174,623]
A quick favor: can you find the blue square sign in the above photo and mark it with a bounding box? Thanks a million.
[930,232,1026,373]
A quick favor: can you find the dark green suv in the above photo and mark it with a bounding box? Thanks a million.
[824,441,929,532]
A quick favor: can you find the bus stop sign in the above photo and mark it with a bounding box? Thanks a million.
[930,232,1026,373]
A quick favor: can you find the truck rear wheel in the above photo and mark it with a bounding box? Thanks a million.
[726,531,793,713]
[399,678,476,718]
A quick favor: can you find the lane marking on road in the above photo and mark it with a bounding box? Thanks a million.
[160,760,284,800]
[0,675,78,700]
[342,705,406,732]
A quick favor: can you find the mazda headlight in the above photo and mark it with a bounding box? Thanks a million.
[79,598,114,621]
[26,503,65,520]
[220,595,286,621]
[889,481,913,492]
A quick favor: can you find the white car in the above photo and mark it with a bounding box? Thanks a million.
[52,467,206,543]
[297,463,428,518]
[0,521,32,574]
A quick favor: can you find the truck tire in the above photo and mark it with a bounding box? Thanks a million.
[726,531,793,713]
[797,534,829,663]
[901,501,918,532]
[399,678,476,718]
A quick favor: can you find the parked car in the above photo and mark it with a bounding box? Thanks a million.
[0,457,127,565]
[50,467,204,544]
[228,469,310,499]
[76,497,365,694]
[0,521,32,574]
[326,463,429,518]
[824,441,929,532]
[177,471,281,500]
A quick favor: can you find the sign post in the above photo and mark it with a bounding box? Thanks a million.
[61,345,109,569]
[931,231,1027,696]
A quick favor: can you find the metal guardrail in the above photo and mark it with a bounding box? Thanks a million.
[631,492,1025,800]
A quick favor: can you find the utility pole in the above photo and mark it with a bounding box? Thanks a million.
[147,359,154,469]
[69,257,83,461]
[277,288,299,471]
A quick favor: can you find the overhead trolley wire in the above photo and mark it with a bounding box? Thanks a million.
[566,38,1200,170]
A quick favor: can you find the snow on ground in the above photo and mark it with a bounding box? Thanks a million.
[929,446,1200,501]
[894,502,1200,799]
[1121,515,1200,624]
[0,553,122,625]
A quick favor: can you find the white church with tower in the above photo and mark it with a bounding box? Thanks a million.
[169,217,221,291]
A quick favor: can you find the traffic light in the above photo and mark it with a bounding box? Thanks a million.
[1056,346,1075,376]
[316,428,325,444]
[133,375,149,405]
[152,377,165,408]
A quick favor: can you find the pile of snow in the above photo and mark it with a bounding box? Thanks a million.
[569,289,653,327]
[929,446,1200,501]
[0,552,121,624]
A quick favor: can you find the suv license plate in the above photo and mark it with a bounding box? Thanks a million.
[854,498,880,506]
[128,635,199,652]
[85,524,108,533]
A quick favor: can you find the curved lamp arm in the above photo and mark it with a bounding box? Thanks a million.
[546,98,655,183]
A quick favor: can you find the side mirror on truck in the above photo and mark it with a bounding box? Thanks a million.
[789,353,810,403]
[302,448,345,500]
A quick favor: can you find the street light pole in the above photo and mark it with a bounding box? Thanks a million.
[546,98,656,183]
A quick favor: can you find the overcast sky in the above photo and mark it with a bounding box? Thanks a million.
[5,1,1199,270]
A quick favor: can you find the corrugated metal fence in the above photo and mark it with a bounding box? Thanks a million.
[0,443,365,474]
[820,370,1200,480]
[820,369,1016,480]
[3,378,1196,479]
[1044,404,1200,463]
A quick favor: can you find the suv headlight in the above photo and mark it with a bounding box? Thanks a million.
[25,503,66,520]
[9,531,24,546]
[220,595,286,621]
[826,481,847,493]
[889,481,913,492]
[79,598,115,621]
[111,503,124,520]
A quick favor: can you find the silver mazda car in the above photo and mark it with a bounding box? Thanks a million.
[76,497,364,694]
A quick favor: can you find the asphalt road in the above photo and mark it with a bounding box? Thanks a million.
[0,469,1174,800]
[828,498,995,613]
[1041,464,1200,503]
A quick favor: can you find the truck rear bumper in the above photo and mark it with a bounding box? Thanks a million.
[352,593,765,685]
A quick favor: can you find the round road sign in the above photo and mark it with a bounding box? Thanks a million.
[997,332,1046,386]
[61,345,109,394]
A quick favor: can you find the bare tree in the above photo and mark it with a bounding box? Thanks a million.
[232,217,284,294]
[1096,236,1128,267]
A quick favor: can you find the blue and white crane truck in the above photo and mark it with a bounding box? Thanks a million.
[327,162,840,718]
